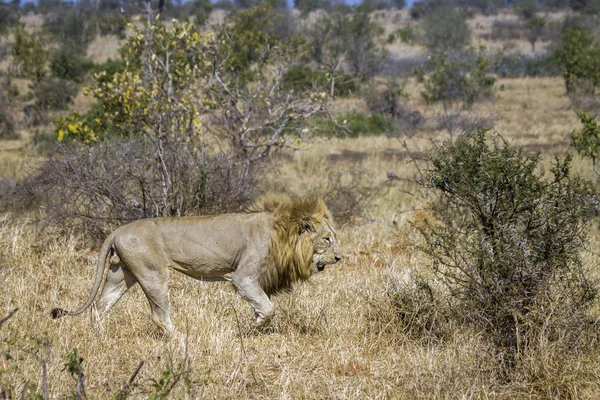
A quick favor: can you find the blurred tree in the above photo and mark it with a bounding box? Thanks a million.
[0,2,19,35]
[10,26,48,81]
[515,0,537,19]
[306,6,388,78]
[552,28,600,94]
[422,6,471,54]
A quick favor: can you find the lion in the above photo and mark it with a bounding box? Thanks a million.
[51,194,342,335]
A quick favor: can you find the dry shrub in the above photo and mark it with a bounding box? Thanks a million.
[32,78,78,111]
[431,107,496,140]
[505,286,600,396]
[320,164,398,225]
[11,138,257,243]
[386,268,450,340]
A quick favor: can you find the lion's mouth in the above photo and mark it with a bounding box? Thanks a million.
[316,258,340,272]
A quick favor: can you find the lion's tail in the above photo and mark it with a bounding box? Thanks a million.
[51,233,116,319]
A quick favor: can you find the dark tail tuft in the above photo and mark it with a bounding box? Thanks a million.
[51,308,66,319]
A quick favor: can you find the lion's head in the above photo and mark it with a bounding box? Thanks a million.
[247,194,343,295]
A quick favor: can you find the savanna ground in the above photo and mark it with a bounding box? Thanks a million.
[2,9,600,399]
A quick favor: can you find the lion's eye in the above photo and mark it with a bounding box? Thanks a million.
[324,236,332,244]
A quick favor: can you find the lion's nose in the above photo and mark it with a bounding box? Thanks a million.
[335,256,342,262]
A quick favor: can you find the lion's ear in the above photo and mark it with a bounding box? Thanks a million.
[299,217,316,234]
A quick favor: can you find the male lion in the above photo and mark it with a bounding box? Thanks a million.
[51,194,342,335]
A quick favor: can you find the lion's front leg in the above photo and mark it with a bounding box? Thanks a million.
[232,276,274,325]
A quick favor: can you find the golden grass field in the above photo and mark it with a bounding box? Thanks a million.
[2,11,600,399]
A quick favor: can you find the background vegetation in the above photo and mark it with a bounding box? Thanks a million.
[2,0,600,397]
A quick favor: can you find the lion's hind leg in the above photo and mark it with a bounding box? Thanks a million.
[95,264,138,317]
[128,263,176,336]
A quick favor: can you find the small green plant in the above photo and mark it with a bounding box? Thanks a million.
[7,84,19,100]
[94,11,127,38]
[362,78,408,118]
[149,348,191,400]
[64,348,85,399]
[571,110,600,164]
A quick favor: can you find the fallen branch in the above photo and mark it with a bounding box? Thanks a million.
[0,308,18,329]
[115,361,145,400]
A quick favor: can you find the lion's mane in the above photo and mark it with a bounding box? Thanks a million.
[246,194,332,295]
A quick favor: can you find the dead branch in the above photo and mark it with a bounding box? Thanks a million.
[0,308,18,329]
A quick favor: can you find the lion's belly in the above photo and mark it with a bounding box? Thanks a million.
[169,255,237,278]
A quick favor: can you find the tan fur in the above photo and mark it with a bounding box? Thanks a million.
[51,194,342,334]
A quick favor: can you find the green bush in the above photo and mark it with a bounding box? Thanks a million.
[32,78,78,110]
[415,130,597,355]
[44,7,96,52]
[94,12,127,38]
[306,7,388,78]
[49,46,93,83]
[11,26,48,81]
[414,50,496,106]
[552,28,600,95]
[282,66,357,97]
[329,112,394,137]
[362,78,408,118]
[422,6,471,54]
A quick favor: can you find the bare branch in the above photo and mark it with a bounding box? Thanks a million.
[0,308,18,329]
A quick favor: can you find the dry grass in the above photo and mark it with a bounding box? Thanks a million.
[86,35,122,64]
[2,212,600,398]
[2,12,600,398]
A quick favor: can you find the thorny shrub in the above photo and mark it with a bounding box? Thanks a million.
[401,131,598,368]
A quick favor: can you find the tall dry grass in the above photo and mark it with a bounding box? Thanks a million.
[2,210,600,398]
